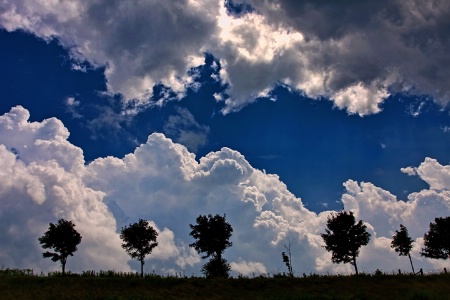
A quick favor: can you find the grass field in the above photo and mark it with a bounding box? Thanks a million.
[1,269,449,299]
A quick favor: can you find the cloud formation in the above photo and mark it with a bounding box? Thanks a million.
[1,0,449,116]
[1,107,449,275]
[402,157,450,190]
[163,107,210,153]
[0,106,129,272]
[241,0,450,111]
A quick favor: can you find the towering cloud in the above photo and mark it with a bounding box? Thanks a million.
[0,107,448,275]
[1,0,449,116]
[0,106,130,272]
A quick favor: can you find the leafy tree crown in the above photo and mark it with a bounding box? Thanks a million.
[38,219,82,262]
[120,219,158,262]
[189,214,233,259]
[321,211,371,264]
[391,224,414,256]
[201,256,231,278]
[421,216,450,260]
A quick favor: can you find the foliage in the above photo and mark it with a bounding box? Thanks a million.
[189,214,233,260]
[391,224,414,256]
[281,252,291,274]
[391,224,415,273]
[421,216,450,260]
[189,214,233,278]
[38,219,82,275]
[321,211,370,275]
[281,242,293,277]
[120,219,158,278]
[201,256,231,278]
[0,267,34,276]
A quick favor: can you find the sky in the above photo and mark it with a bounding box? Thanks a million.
[0,0,450,276]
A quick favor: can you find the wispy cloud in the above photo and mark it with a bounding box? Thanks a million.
[65,96,82,119]
[163,107,210,153]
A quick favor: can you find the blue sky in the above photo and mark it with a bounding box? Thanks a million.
[2,29,447,212]
[1,0,450,276]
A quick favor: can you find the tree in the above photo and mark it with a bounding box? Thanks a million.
[201,256,231,278]
[281,242,293,276]
[321,211,370,275]
[391,224,415,273]
[38,219,82,275]
[120,219,158,278]
[189,214,233,278]
[421,216,450,260]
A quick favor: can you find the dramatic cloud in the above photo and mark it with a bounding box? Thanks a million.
[241,0,450,112]
[0,0,215,105]
[0,106,130,272]
[339,178,450,272]
[1,107,448,275]
[1,0,449,116]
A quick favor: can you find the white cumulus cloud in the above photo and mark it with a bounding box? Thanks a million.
[0,107,130,272]
[230,261,267,276]
[0,106,449,275]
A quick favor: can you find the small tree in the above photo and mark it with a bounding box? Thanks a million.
[321,211,370,275]
[421,216,450,260]
[120,219,158,278]
[38,219,82,275]
[189,214,233,278]
[281,242,293,276]
[391,224,415,273]
[201,256,231,278]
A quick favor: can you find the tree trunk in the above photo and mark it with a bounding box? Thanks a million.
[285,243,293,277]
[408,253,415,274]
[352,256,359,275]
[140,259,145,278]
[62,257,66,275]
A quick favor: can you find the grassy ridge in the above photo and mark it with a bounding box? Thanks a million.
[1,271,450,299]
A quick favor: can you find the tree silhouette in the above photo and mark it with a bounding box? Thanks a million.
[38,219,82,275]
[120,219,158,278]
[281,242,293,276]
[201,256,231,278]
[189,214,233,278]
[321,211,370,275]
[421,216,450,260]
[391,224,415,273]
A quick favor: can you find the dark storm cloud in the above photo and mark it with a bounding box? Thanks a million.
[243,0,450,109]
[1,0,450,114]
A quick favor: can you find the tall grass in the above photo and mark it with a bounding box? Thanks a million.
[1,267,449,299]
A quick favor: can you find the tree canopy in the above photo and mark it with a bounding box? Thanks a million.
[391,224,415,273]
[421,216,450,260]
[201,256,232,278]
[321,211,370,275]
[38,219,82,275]
[120,219,158,277]
[189,214,233,278]
[189,214,233,260]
